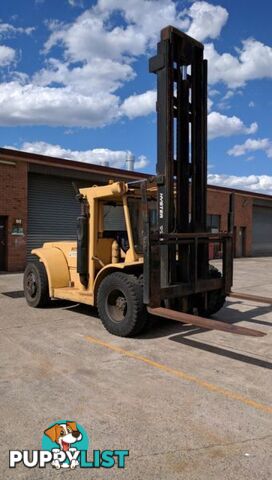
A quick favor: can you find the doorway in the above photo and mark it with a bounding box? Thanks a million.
[236,226,246,257]
[0,217,7,270]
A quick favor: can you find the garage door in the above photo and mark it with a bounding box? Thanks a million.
[27,173,126,260]
[252,206,272,255]
[27,173,83,259]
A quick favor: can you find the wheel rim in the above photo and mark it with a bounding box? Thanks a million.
[26,271,37,298]
[106,289,127,323]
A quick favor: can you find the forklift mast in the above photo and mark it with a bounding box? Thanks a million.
[143,26,233,308]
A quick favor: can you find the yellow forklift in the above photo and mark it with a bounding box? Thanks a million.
[24,26,264,338]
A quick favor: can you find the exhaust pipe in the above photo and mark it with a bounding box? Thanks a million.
[73,183,89,288]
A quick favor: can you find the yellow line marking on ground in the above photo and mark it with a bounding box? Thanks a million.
[85,335,272,415]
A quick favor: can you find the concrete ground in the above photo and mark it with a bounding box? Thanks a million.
[0,257,271,479]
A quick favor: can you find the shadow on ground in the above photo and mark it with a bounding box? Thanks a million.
[169,335,272,369]
[3,291,271,369]
[68,301,272,369]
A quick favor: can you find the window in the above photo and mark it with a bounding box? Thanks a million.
[207,214,220,232]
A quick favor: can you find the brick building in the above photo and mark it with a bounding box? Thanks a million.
[0,147,272,272]
[207,186,253,258]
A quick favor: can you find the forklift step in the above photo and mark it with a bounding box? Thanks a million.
[147,307,266,337]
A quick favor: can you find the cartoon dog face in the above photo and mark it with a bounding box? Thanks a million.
[44,422,82,452]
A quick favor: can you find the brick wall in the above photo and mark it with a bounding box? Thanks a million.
[0,158,257,272]
[0,161,28,271]
[207,187,252,256]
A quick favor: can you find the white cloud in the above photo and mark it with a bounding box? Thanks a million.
[5,141,148,170]
[222,90,235,101]
[209,88,220,97]
[186,1,228,42]
[121,90,258,139]
[0,1,266,128]
[68,0,84,6]
[44,1,228,63]
[0,45,16,66]
[216,89,243,110]
[207,97,213,112]
[206,39,272,88]
[27,1,191,126]
[34,57,135,95]
[2,0,234,128]
[0,79,258,137]
[0,21,34,38]
[0,21,34,68]
[248,101,255,107]
[0,82,120,127]
[208,111,257,139]
[228,138,272,158]
[121,90,157,119]
[43,1,189,61]
[208,173,272,195]
[41,0,230,95]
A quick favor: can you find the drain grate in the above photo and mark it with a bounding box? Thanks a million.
[1,290,25,298]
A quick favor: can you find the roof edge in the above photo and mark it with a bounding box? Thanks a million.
[1,147,272,201]
[0,147,149,179]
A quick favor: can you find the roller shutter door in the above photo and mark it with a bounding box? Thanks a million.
[252,206,272,255]
[27,173,126,259]
[27,173,82,259]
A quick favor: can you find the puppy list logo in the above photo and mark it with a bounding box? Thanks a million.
[9,420,129,470]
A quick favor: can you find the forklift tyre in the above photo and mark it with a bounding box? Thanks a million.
[199,265,226,317]
[24,261,51,308]
[97,272,147,337]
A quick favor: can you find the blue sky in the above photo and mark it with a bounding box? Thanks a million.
[0,0,272,193]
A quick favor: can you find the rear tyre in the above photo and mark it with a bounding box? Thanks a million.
[24,261,51,308]
[97,272,147,337]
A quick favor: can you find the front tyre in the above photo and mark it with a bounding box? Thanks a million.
[24,261,51,308]
[198,265,226,317]
[97,272,147,337]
